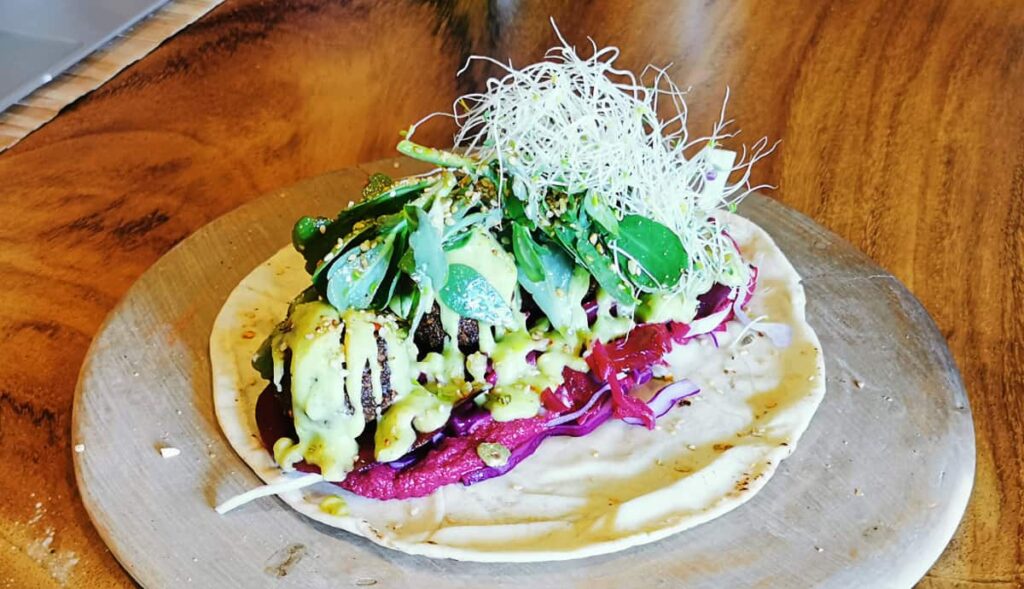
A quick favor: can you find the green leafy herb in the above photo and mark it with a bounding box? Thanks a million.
[407,206,448,289]
[549,222,580,256]
[613,214,688,291]
[443,208,502,246]
[439,263,515,327]
[504,195,532,227]
[583,192,619,236]
[516,240,576,330]
[511,223,546,283]
[325,235,396,310]
[298,176,435,274]
[371,230,407,309]
[251,334,275,380]
[574,236,636,305]
[388,276,417,319]
[311,223,377,286]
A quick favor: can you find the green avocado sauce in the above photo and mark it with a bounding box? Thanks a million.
[264,220,723,481]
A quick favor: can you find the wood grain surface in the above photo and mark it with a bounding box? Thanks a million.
[0,1,1020,587]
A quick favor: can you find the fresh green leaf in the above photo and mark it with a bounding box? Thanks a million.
[613,214,689,291]
[407,206,448,288]
[443,230,474,251]
[549,222,580,256]
[512,223,545,283]
[325,235,395,310]
[504,195,532,227]
[299,176,434,274]
[388,276,416,318]
[439,263,515,327]
[251,333,275,380]
[442,208,501,246]
[583,192,619,236]
[286,286,320,315]
[516,241,575,330]
[398,246,416,275]
[371,230,407,309]
[315,211,411,286]
[575,236,637,305]
[311,223,376,287]
[409,283,430,333]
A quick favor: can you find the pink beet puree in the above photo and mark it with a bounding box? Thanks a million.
[338,415,548,500]
[253,271,758,501]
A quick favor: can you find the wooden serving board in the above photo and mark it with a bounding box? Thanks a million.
[73,158,974,588]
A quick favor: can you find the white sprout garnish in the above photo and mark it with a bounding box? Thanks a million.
[407,19,777,297]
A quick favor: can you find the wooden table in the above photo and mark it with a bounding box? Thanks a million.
[0,1,1020,586]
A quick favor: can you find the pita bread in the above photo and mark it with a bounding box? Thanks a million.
[211,213,825,562]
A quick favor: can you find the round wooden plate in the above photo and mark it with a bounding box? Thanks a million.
[73,158,974,588]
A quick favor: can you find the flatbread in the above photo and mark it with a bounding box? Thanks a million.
[210,213,825,562]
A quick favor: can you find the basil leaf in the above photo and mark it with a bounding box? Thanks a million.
[574,237,636,305]
[614,214,688,291]
[439,263,515,328]
[583,193,619,236]
[516,241,575,330]
[407,206,448,289]
[512,223,546,283]
[325,235,395,310]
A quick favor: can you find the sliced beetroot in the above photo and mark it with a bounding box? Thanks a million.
[252,276,759,501]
